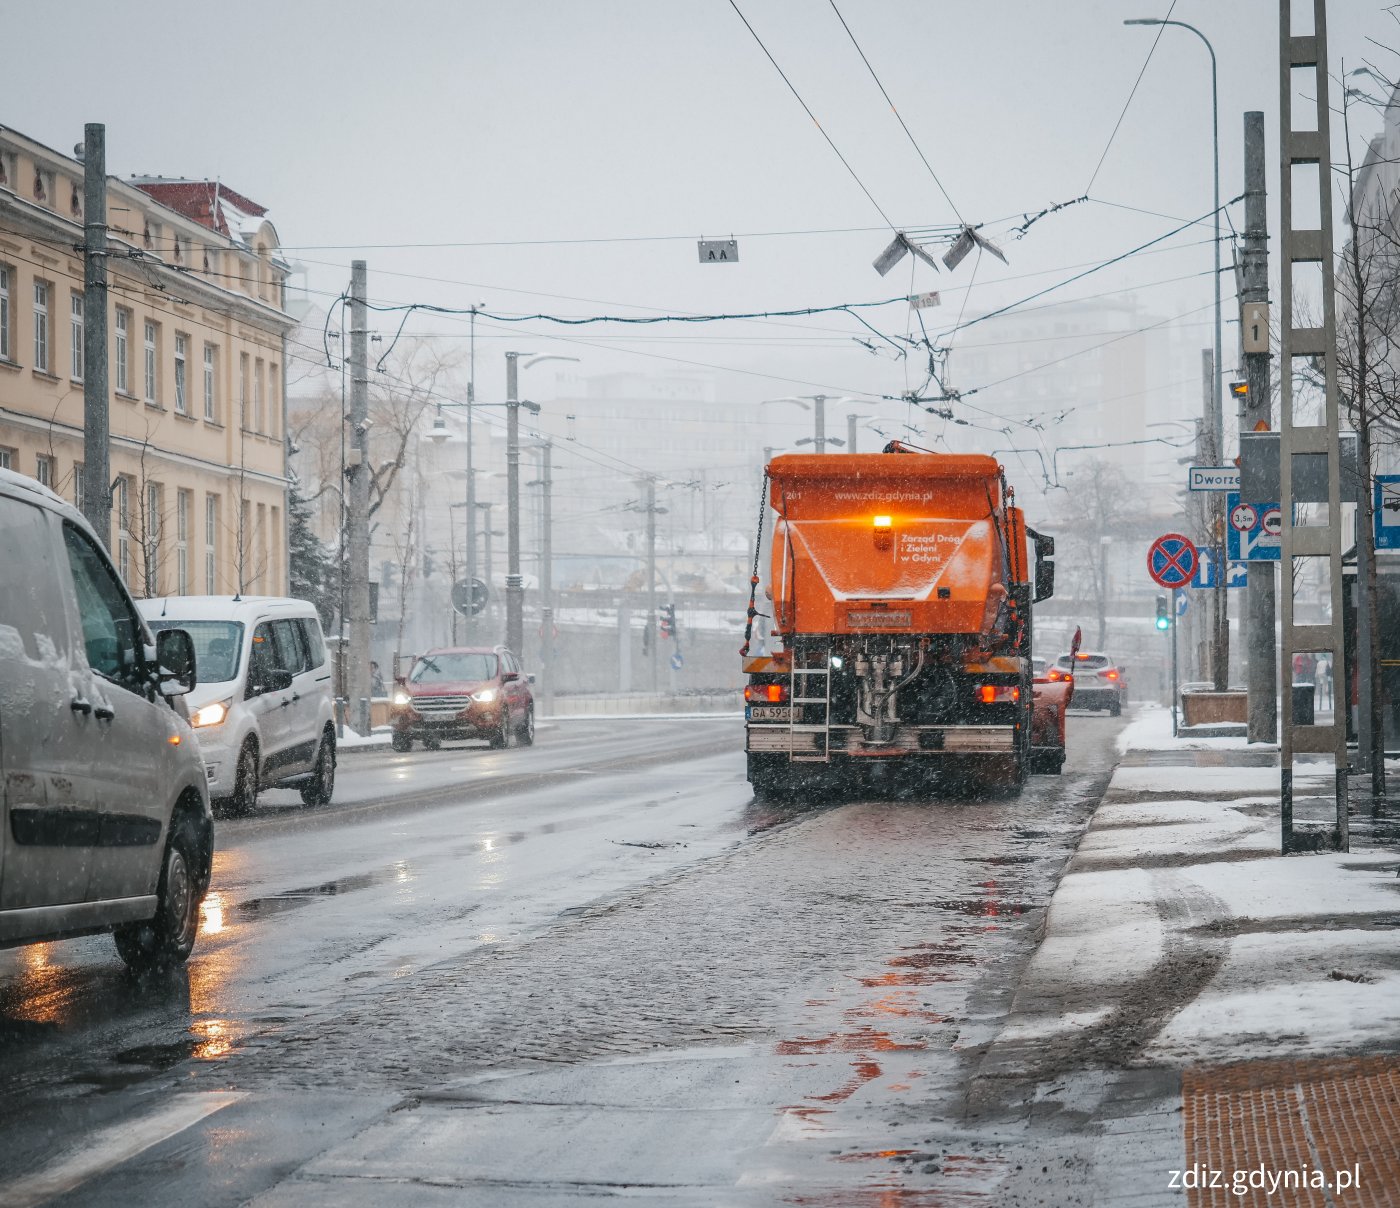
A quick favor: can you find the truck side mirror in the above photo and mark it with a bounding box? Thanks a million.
[1034,559,1055,602]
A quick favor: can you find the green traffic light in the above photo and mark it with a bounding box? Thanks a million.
[1155,615,1171,631]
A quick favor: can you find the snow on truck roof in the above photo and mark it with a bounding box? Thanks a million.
[766,452,1003,480]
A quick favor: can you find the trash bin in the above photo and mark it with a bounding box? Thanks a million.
[1291,682,1315,726]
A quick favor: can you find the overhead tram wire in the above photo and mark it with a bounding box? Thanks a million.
[1084,0,1180,193]
[827,0,964,225]
[727,0,898,230]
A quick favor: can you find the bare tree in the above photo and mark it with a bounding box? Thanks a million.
[1047,458,1134,650]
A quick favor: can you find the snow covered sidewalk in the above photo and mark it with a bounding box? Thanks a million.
[972,706,1400,1205]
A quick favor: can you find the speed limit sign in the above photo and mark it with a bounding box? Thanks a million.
[1230,502,1258,532]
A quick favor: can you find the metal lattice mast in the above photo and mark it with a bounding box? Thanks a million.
[1278,0,1347,852]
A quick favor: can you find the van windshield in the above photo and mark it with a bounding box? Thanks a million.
[146,620,244,683]
[410,652,497,683]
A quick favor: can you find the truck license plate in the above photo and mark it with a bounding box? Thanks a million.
[747,706,790,722]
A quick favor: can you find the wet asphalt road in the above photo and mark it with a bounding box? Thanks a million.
[0,709,1124,1207]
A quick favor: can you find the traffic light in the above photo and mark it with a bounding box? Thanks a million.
[659,603,677,640]
[1155,594,1171,631]
[422,551,435,579]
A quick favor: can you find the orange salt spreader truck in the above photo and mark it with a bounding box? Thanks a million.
[740,444,1075,800]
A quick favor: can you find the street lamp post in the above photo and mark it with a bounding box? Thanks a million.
[1126,16,1226,690]
[504,353,577,659]
[762,395,858,453]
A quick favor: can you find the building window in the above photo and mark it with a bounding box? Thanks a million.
[70,183,82,219]
[73,463,85,511]
[35,454,52,488]
[205,493,218,593]
[0,447,12,470]
[254,357,265,432]
[33,281,49,373]
[33,169,48,203]
[203,344,217,421]
[174,333,188,414]
[115,308,129,394]
[145,481,163,595]
[70,293,84,381]
[0,263,11,362]
[268,363,280,437]
[116,476,131,582]
[239,352,249,429]
[176,489,190,594]
[144,320,158,404]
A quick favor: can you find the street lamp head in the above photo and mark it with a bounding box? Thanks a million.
[428,411,449,443]
[519,399,542,414]
[1124,17,1162,25]
[522,354,581,371]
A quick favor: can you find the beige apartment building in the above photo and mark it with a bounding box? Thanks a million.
[0,125,294,597]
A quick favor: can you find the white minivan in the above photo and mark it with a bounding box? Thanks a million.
[137,597,337,815]
[0,468,212,970]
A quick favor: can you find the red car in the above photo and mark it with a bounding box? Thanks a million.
[390,646,535,751]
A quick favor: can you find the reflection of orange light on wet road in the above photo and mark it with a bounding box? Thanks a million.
[191,1019,233,1060]
[200,893,225,935]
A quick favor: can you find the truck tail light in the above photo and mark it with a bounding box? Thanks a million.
[1046,667,1070,682]
[744,683,789,703]
[977,684,1020,704]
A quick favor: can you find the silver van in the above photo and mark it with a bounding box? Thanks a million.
[0,469,212,970]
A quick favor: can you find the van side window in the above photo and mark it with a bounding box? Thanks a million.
[248,621,277,693]
[272,618,308,674]
[299,618,326,669]
[61,520,143,689]
[0,495,70,662]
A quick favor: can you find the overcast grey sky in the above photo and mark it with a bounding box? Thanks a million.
[4,1,1396,454]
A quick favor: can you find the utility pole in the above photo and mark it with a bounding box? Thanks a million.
[644,477,658,693]
[1204,349,1228,690]
[847,413,859,452]
[347,261,371,735]
[535,441,554,715]
[505,350,524,657]
[813,395,827,453]
[81,123,110,547]
[1241,111,1277,743]
[465,307,478,641]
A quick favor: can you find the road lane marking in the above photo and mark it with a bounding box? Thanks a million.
[4,1092,246,1208]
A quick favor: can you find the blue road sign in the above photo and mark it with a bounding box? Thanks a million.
[1147,533,1198,588]
[1177,592,1189,616]
[1225,492,1281,561]
[1193,548,1249,589]
[1377,475,1400,551]
[670,651,684,671]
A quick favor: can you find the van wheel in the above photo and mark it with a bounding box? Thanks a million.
[115,812,203,971]
[299,731,336,806]
[489,710,512,750]
[517,705,536,746]
[391,732,412,753]
[223,741,259,817]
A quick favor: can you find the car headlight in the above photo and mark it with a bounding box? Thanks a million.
[392,689,412,706]
[191,698,231,728]
[471,687,497,703]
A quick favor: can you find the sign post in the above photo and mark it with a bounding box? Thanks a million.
[1171,587,1179,737]
[1148,534,1196,735]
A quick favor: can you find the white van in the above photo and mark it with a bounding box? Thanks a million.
[0,468,212,970]
[137,597,337,815]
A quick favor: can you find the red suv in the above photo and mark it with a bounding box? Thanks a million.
[390,646,535,751]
